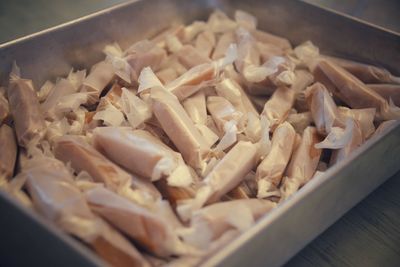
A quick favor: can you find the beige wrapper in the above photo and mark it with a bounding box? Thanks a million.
[262,86,295,131]
[368,84,400,107]
[287,112,313,134]
[293,69,314,112]
[82,61,115,102]
[256,122,296,198]
[151,87,210,170]
[182,90,207,125]
[0,92,9,123]
[0,125,17,181]
[54,135,130,190]
[156,68,179,84]
[180,199,275,249]
[23,157,149,267]
[337,107,376,139]
[212,32,235,60]
[207,96,242,132]
[330,119,363,165]
[166,63,216,101]
[313,59,397,119]
[8,77,46,147]
[176,45,212,69]
[155,178,196,208]
[195,30,216,58]
[198,141,258,205]
[93,127,192,186]
[85,186,194,257]
[286,127,322,186]
[125,40,167,81]
[324,56,400,84]
[305,82,344,135]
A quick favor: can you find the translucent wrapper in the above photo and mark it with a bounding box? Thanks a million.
[212,31,235,60]
[330,119,363,165]
[207,96,242,133]
[256,122,296,198]
[305,82,344,135]
[287,112,313,134]
[22,157,149,267]
[151,87,211,170]
[54,135,130,190]
[234,10,257,30]
[313,59,399,120]
[8,73,46,147]
[85,186,196,257]
[315,118,356,150]
[324,56,400,84]
[180,199,275,250]
[286,127,322,187]
[195,30,216,58]
[93,127,193,187]
[176,45,211,69]
[166,63,216,101]
[93,99,125,127]
[337,107,375,139]
[292,69,314,112]
[0,92,10,123]
[156,68,178,84]
[182,91,207,125]
[125,40,167,81]
[0,124,17,181]
[178,141,258,220]
[262,86,295,131]
[368,84,400,107]
[155,178,196,208]
[120,87,152,128]
[82,61,115,103]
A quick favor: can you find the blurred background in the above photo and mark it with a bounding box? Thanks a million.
[0,0,399,266]
[0,0,399,44]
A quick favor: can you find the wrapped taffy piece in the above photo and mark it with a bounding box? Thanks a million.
[81,61,114,104]
[256,122,296,198]
[176,45,211,69]
[262,86,295,131]
[93,127,193,187]
[285,127,322,189]
[177,141,258,220]
[85,186,197,257]
[368,84,400,106]
[304,82,344,135]
[330,122,363,165]
[8,66,46,147]
[0,125,17,184]
[312,58,400,120]
[150,87,211,170]
[182,91,207,125]
[179,199,275,249]
[287,112,313,134]
[22,156,150,267]
[337,107,375,140]
[324,56,400,84]
[125,39,167,81]
[164,44,237,101]
[54,135,161,205]
[0,90,10,123]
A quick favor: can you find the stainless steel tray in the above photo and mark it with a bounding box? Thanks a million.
[1,1,399,266]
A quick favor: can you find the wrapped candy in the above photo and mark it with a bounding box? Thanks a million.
[176,45,211,69]
[304,82,344,135]
[324,56,400,84]
[151,87,211,170]
[195,30,216,58]
[313,58,399,120]
[285,127,322,187]
[182,91,207,125]
[8,67,46,147]
[286,112,313,134]
[212,31,235,60]
[93,127,193,187]
[22,156,150,267]
[262,86,295,131]
[85,186,196,257]
[0,125,17,182]
[337,107,375,139]
[368,84,400,106]
[256,122,296,198]
[81,61,115,103]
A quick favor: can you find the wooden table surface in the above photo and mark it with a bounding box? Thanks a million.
[0,1,399,266]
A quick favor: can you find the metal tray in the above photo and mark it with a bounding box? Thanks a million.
[0,0,399,266]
